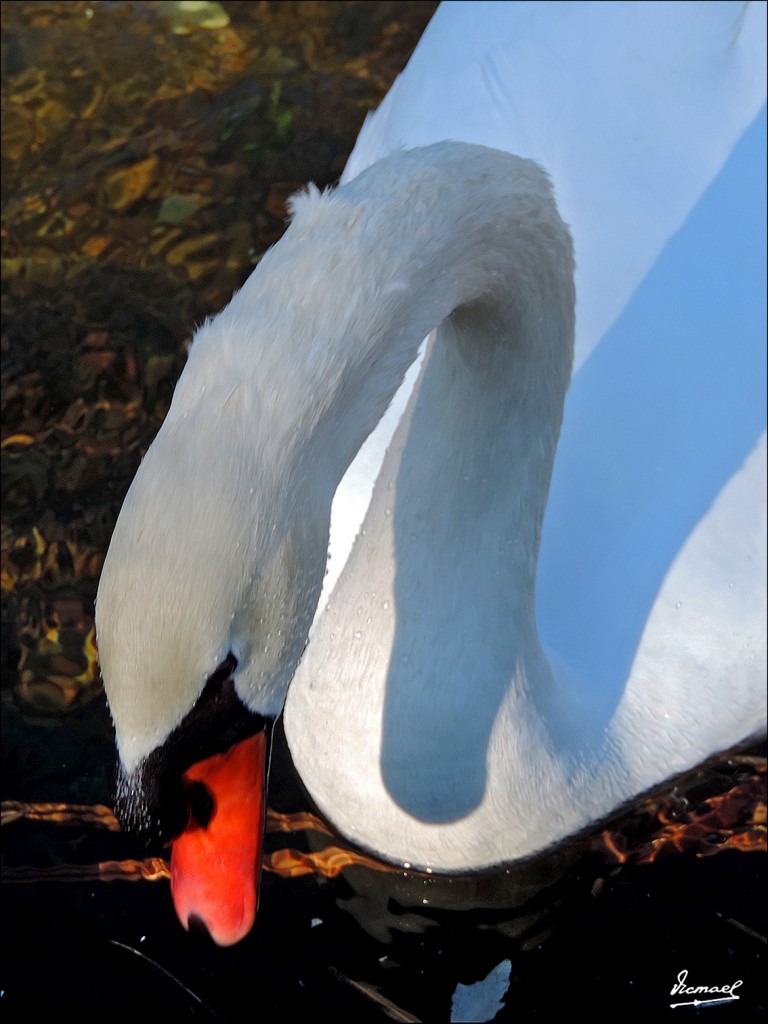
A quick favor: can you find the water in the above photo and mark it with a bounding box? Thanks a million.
[1,3,765,1020]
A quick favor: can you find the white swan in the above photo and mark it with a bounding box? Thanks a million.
[95,1,767,947]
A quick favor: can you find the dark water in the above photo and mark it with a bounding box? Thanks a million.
[1,2,766,1020]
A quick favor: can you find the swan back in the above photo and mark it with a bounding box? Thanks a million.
[345,0,767,369]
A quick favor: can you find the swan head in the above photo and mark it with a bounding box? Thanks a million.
[97,371,328,769]
[95,319,331,945]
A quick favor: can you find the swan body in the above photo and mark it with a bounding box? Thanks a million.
[282,0,768,869]
[95,1,767,940]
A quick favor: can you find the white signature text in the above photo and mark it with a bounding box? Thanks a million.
[670,969,743,1007]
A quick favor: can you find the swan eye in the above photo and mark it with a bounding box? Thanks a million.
[184,780,215,830]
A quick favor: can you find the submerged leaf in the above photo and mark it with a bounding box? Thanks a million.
[103,156,159,211]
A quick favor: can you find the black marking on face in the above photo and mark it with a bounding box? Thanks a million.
[113,651,272,845]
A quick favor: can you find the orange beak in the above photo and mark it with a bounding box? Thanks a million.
[170,730,268,946]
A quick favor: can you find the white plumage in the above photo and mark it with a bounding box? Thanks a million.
[96,0,767,882]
